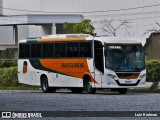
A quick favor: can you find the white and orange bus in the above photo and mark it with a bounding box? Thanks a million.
[18,34,146,94]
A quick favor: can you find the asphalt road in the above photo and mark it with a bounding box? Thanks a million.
[0,90,160,120]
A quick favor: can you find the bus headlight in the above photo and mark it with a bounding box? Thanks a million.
[139,74,146,80]
[107,74,118,80]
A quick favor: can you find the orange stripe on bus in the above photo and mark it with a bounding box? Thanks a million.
[37,38,86,43]
[39,59,97,83]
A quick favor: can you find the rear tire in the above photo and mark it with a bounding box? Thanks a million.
[118,88,127,94]
[41,77,56,93]
[83,76,96,94]
[71,88,83,93]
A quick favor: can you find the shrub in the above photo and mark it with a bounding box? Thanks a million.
[146,59,160,82]
[0,67,18,87]
[0,61,17,68]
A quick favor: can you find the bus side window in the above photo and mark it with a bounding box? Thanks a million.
[37,44,42,58]
[25,44,30,58]
[43,44,49,58]
[31,44,37,58]
[55,43,67,58]
[48,44,55,58]
[60,43,67,57]
[80,41,92,57]
[19,44,25,58]
[19,44,30,58]
[67,42,79,57]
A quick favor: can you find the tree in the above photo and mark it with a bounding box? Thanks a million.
[97,19,130,36]
[142,22,160,36]
[63,19,95,34]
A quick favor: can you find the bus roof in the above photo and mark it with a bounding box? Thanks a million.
[19,34,93,43]
[19,34,143,45]
[41,34,93,39]
[94,36,143,45]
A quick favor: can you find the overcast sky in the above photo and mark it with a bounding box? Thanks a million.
[3,0,160,39]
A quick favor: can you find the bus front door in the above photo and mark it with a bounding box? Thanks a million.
[94,41,104,87]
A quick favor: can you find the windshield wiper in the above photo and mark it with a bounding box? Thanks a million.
[116,61,124,70]
[130,62,141,70]
[116,55,126,70]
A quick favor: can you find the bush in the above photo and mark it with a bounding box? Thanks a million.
[0,61,17,68]
[146,59,160,82]
[0,67,18,87]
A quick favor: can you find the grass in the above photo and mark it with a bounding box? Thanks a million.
[128,88,160,93]
[0,84,40,90]
[97,88,160,93]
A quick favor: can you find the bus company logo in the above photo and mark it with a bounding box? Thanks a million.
[61,63,84,68]
[1,112,11,118]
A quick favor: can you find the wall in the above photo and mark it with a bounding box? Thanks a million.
[145,33,160,60]
[0,0,3,15]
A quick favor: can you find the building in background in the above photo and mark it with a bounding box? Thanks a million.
[0,0,160,50]
[0,0,84,50]
[0,14,83,50]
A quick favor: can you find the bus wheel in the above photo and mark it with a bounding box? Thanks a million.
[71,88,83,93]
[83,76,96,94]
[41,77,56,93]
[118,88,127,94]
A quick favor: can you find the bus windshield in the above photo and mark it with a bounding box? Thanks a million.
[105,44,145,72]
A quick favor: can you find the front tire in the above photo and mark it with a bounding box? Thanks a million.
[83,76,96,94]
[41,77,56,93]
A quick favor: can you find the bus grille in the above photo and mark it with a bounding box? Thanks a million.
[116,73,140,79]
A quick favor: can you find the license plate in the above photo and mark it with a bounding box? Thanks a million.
[125,81,132,84]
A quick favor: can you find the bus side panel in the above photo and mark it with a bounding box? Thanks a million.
[94,69,103,88]
[35,72,41,86]
[39,58,96,86]
[18,60,62,87]
[48,73,83,87]
[86,59,98,88]
[66,76,83,87]
[45,72,56,87]
[18,60,35,85]
[60,64,83,87]
[61,73,66,86]
[86,58,103,88]
[49,73,61,87]
[19,58,95,88]
[49,74,83,88]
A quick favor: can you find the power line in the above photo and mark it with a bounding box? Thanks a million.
[0,13,160,25]
[84,10,160,18]
[126,15,160,21]
[94,15,160,24]
[0,2,160,29]
[0,2,160,25]
[2,3,160,14]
